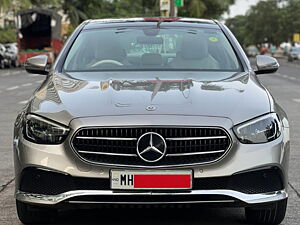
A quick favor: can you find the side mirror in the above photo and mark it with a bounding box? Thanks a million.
[255,55,279,75]
[25,55,49,75]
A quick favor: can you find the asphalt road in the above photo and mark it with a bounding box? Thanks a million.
[0,60,299,224]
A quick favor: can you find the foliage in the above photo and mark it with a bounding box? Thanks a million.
[62,0,161,25]
[61,0,234,26]
[0,0,11,9]
[226,16,251,46]
[1,0,236,27]
[29,0,60,8]
[0,29,16,43]
[61,0,89,26]
[0,0,41,11]
[226,0,300,46]
[178,0,235,19]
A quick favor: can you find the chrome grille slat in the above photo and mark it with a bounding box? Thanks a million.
[166,150,226,157]
[71,127,231,167]
[165,136,227,141]
[75,137,137,141]
[78,150,137,157]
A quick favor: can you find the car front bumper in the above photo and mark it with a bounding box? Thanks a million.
[16,189,288,206]
[14,115,290,207]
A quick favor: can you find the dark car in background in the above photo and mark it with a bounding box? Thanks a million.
[14,18,289,225]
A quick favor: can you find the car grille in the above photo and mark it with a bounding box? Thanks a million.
[71,127,231,167]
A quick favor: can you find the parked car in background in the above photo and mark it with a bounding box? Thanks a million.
[287,47,300,62]
[0,43,12,68]
[246,45,259,57]
[4,43,19,67]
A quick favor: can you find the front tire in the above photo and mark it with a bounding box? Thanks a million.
[0,58,4,69]
[16,200,57,224]
[245,198,287,225]
[6,59,12,68]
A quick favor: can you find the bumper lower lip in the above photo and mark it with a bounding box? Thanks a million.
[16,189,288,206]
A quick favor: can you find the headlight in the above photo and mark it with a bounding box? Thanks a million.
[233,113,282,144]
[24,114,69,144]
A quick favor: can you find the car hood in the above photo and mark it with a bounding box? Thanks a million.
[28,71,270,126]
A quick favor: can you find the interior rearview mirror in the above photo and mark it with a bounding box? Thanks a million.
[255,55,279,75]
[25,55,49,75]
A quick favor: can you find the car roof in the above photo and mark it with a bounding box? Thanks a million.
[84,17,219,30]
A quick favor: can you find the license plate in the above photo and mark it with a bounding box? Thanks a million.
[110,170,192,190]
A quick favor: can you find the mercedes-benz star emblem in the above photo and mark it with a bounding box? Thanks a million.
[146,105,157,111]
[137,132,167,162]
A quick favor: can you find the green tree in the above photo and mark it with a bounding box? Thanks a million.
[62,0,161,26]
[0,29,16,43]
[113,0,160,17]
[1,0,236,27]
[0,0,31,10]
[226,0,300,46]
[178,0,235,19]
[0,0,59,14]
[246,0,282,45]
[61,0,235,26]
[29,0,60,8]
[61,0,89,25]
[0,0,11,9]
[282,0,300,40]
[226,15,252,47]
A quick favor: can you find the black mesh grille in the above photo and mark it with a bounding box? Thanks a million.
[71,127,231,166]
[19,168,110,195]
[19,167,283,196]
[193,167,284,194]
[228,168,284,194]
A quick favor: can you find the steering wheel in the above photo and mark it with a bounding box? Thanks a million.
[91,59,123,67]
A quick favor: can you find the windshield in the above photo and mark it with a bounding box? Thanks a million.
[291,48,300,53]
[64,27,242,72]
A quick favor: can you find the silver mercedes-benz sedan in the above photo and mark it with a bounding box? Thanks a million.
[14,18,290,225]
